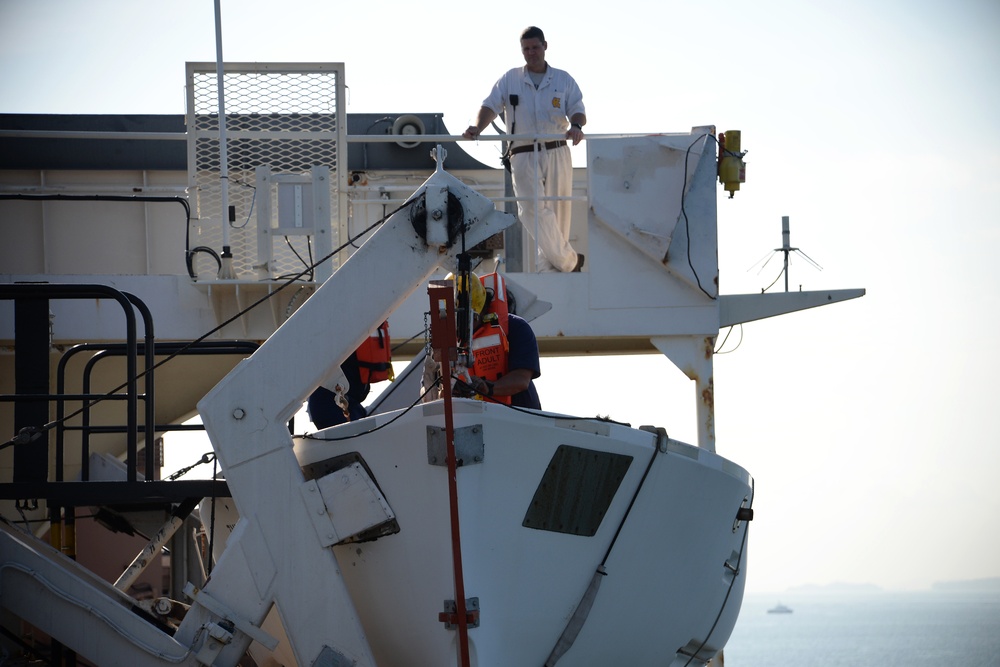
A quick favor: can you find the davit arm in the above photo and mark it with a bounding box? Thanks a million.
[174,160,515,667]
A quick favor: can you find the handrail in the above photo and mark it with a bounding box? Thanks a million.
[0,129,186,141]
[0,128,706,277]
[0,285,242,507]
[60,340,259,482]
[0,128,690,143]
[0,284,140,483]
[347,132,690,143]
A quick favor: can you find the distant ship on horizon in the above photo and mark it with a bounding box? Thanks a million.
[768,603,793,614]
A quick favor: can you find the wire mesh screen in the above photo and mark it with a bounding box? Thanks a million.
[186,63,347,280]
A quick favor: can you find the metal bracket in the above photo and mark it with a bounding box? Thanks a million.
[733,495,753,532]
[311,645,355,667]
[724,549,741,581]
[183,582,278,651]
[194,620,234,665]
[439,597,480,630]
[300,462,396,547]
[426,424,485,467]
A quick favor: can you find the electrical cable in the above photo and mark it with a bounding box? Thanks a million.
[230,180,255,229]
[3,133,731,447]
[679,134,717,300]
[0,193,210,280]
[5,139,753,663]
[448,374,632,427]
[600,433,662,567]
[761,266,785,293]
[0,200,413,452]
[207,456,218,577]
[299,376,444,442]
[390,328,430,353]
[715,325,735,354]
[0,193,190,217]
[539,426,667,664]
[302,366,635,444]
[279,235,314,282]
[0,562,192,662]
[14,505,31,535]
[188,245,222,278]
[681,478,755,667]
[714,324,744,355]
[361,117,395,171]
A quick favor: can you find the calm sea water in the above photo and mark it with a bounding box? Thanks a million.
[723,590,1000,666]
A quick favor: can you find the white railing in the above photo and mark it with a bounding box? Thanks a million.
[1,124,690,277]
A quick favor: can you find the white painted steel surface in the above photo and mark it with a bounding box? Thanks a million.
[0,108,863,665]
[179,167,515,666]
[0,521,202,666]
[285,399,752,666]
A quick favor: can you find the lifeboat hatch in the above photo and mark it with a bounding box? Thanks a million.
[522,445,632,536]
[300,453,400,544]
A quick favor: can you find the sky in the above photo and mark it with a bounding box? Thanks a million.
[2,0,999,595]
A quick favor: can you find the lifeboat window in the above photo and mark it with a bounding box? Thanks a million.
[522,445,632,537]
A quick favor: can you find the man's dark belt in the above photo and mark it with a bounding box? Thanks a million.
[509,140,567,156]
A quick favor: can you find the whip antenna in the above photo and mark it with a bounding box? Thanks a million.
[749,215,823,292]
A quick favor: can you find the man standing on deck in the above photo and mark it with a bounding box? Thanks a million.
[463,26,586,273]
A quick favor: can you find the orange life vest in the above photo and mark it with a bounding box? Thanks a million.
[471,273,511,405]
[356,320,393,385]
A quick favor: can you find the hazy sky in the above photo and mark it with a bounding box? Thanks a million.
[2,0,998,594]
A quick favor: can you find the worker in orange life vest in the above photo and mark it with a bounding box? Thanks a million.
[461,272,542,410]
[308,321,393,428]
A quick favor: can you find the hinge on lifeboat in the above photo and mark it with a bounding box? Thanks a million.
[672,639,719,666]
[439,597,480,629]
[733,495,754,532]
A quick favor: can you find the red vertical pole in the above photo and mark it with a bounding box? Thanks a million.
[428,281,472,667]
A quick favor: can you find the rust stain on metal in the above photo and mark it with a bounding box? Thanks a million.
[701,377,715,411]
[702,376,716,444]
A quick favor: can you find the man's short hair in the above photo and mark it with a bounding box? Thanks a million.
[521,26,545,43]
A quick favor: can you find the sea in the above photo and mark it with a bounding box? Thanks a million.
[722,589,1000,666]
